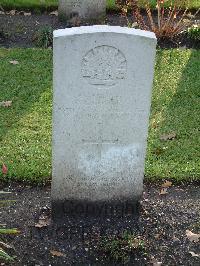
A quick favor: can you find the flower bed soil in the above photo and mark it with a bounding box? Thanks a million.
[0,181,200,265]
[0,12,199,49]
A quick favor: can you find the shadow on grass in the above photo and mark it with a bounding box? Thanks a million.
[146,49,200,181]
[0,48,52,136]
[0,48,52,181]
[0,48,199,182]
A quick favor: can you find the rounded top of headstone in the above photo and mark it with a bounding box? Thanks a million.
[53,25,157,41]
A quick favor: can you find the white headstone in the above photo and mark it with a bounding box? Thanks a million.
[58,0,106,22]
[52,26,157,219]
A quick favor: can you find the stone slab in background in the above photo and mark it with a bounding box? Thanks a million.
[58,0,106,23]
[52,25,157,219]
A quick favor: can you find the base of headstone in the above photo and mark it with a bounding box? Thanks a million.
[58,13,106,25]
[58,0,106,24]
[52,199,140,220]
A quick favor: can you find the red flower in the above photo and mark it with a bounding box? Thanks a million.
[2,163,8,175]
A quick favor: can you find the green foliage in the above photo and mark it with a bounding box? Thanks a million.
[0,27,10,41]
[0,228,19,262]
[0,49,199,182]
[0,248,14,262]
[0,0,199,11]
[98,231,145,264]
[0,200,16,207]
[116,0,197,39]
[187,24,200,41]
[34,26,53,48]
[108,0,200,10]
[107,0,118,10]
[137,0,200,9]
[0,228,20,234]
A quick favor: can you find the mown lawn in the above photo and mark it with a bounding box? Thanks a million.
[0,0,58,10]
[0,0,199,10]
[0,48,199,183]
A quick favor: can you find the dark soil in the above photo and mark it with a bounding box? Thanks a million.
[0,12,199,49]
[0,182,199,265]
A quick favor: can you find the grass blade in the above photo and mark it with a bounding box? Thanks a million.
[0,228,20,234]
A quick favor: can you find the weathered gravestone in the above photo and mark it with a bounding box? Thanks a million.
[52,25,157,219]
[58,0,106,22]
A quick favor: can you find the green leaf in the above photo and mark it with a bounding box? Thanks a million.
[0,228,20,234]
[0,248,14,261]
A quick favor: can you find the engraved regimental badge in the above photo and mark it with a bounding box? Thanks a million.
[82,45,127,86]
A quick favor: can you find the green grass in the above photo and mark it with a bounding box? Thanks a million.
[0,0,199,11]
[0,49,52,183]
[136,0,200,9]
[0,48,199,183]
[146,49,200,181]
[0,0,57,10]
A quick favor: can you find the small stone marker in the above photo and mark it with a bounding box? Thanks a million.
[58,0,106,22]
[52,26,157,219]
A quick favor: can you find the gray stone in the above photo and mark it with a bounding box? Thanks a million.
[58,0,106,22]
[51,26,157,219]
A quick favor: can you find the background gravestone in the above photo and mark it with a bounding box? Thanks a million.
[52,25,157,219]
[58,0,106,23]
